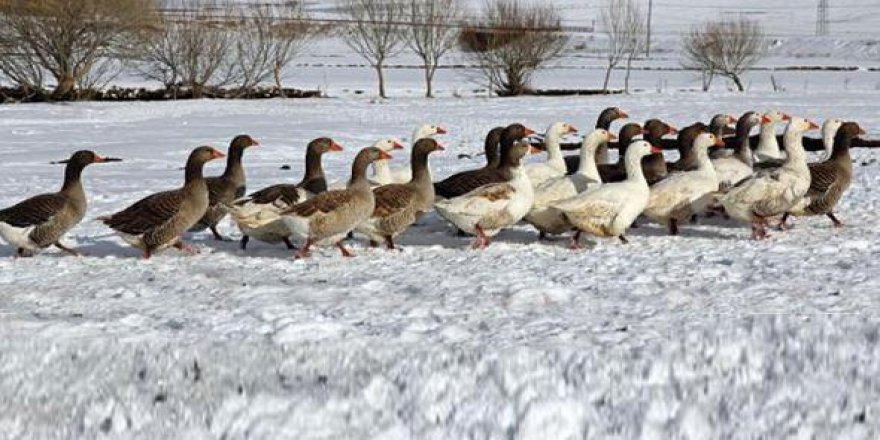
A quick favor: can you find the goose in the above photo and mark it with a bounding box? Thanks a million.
[372,124,446,185]
[551,140,660,249]
[710,114,737,138]
[753,110,791,163]
[560,106,629,173]
[367,138,405,185]
[429,127,504,198]
[712,112,762,190]
[190,134,259,241]
[720,117,819,239]
[279,147,391,258]
[231,137,343,250]
[434,123,535,199]
[597,123,646,183]
[641,119,677,184]
[524,129,614,238]
[666,123,708,172]
[782,121,864,228]
[99,146,225,258]
[434,140,534,249]
[0,151,120,257]
[355,138,444,249]
[818,118,844,160]
[526,122,578,187]
[643,133,725,235]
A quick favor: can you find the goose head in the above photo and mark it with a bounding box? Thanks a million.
[413,124,447,142]
[373,138,405,152]
[310,137,344,154]
[190,146,226,165]
[785,117,820,135]
[584,128,616,150]
[625,140,661,161]
[822,118,844,139]
[693,132,726,151]
[54,150,122,167]
[761,110,791,126]
[546,122,578,138]
[644,119,678,140]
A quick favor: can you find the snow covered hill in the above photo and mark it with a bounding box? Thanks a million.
[1,90,880,437]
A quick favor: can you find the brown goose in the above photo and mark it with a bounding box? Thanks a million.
[434,123,535,199]
[0,151,120,257]
[710,114,737,138]
[429,127,503,198]
[355,138,444,249]
[232,137,343,250]
[190,134,259,240]
[99,146,225,258]
[597,123,645,183]
[561,107,629,173]
[667,123,709,172]
[641,119,677,184]
[782,121,864,228]
[280,147,391,258]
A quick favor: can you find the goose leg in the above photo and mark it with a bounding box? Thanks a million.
[336,241,355,257]
[173,240,199,254]
[294,240,312,259]
[384,235,399,251]
[618,235,629,244]
[54,242,80,256]
[669,219,679,236]
[209,225,229,241]
[282,237,297,250]
[827,212,844,228]
[777,213,793,231]
[15,247,32,258]
[569,230,582,250]
[239,235,250,250]
[472,225,490,249]
[369,240,379,248]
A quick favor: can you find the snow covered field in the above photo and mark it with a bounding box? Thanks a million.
[2,89,880,438]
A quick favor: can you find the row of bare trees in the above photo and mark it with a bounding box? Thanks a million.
[0,0,768,100]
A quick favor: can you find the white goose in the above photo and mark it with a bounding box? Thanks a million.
[368,138,405,185]
[434,141,534,249]
[372,124,446,185]
[644,133,725,235]
[551,140,660,249]
[524,128,613,237]
[819,118,844,160]
[526,122,578,187]
[712,112,761,189]
[721,117,819,239]
[753,110,791,163]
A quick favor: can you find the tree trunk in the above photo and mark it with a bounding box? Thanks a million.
[51,74,76,101]
[375,63,386,99]
[624,57,634,94]
[602,64,613,93]
[730,73,744,92]
[274,63,285,98]
[424,64,434,98]
[192,82,203,99]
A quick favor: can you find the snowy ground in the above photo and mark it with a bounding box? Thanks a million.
[2,89,880,438]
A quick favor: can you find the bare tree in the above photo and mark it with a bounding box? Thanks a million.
[0,0,157,100]
[342,0,405,99]
[601,0,644,93]
[681,19,766,92]
[459,0,567,96]
[406,0,461,98]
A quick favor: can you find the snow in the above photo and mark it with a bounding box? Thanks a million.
[2,88,880,438]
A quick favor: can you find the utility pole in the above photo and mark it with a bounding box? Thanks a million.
[646,0,653,57]
[816,0,829,36]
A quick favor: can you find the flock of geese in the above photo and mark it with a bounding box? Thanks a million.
[0,107,868,258]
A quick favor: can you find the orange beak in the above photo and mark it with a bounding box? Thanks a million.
[211,149,226,159]
[249,139,260,147]
[618,110,629,119]
[436,126,447,135]
[529,145,543,155]
[94,155,122,163]
[608,133,618,140]
[714,137,726,147]
[728,115,738,124]
[761,115,772,125]
[782,113,792,121]
[435,142,446,151]
[392,141,404,150]
[378,150,393,160]
[567,125,578,134]
[329,141,343,152]
[667,126,678,135]
[807,120,820,130]
[523,127,536,136]
[651,145,663,154]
